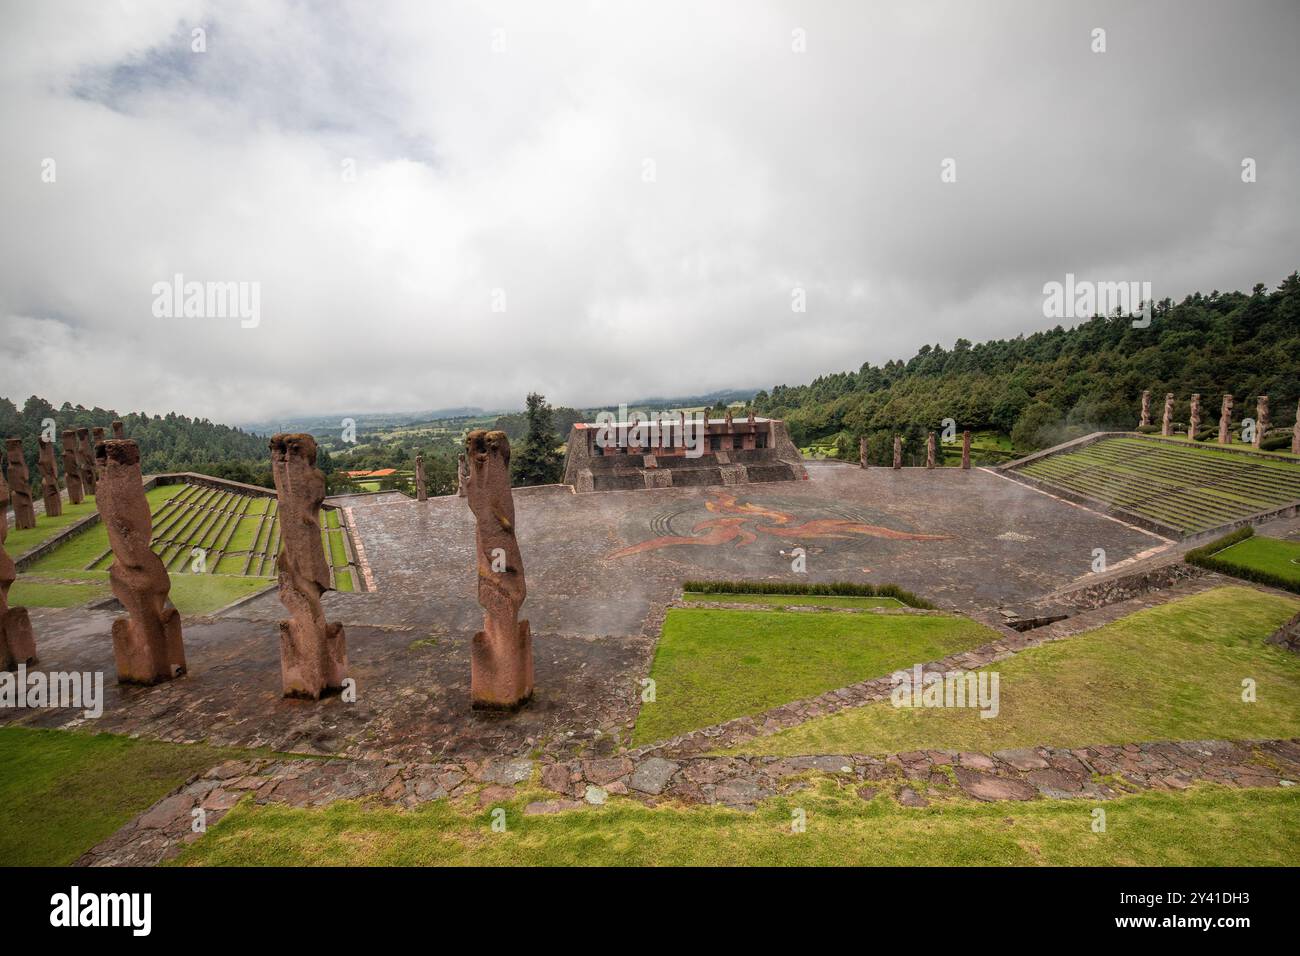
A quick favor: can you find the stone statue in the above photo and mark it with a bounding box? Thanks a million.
[926,432,936,469]
[1188,394,1201,440]
[464,429,532,710]
[415,454,427,502]
[1139,390,1151,428]
[859,436,868,468]
[75,428,97,495]
[0,472,37,671]
[1219,394,1233,444]
[95,440,186,684]
[5,439,36,530]
[92,427,106,475]
[112,420,125,439]
[892,435,902,470]
[1293,401,1300,456]
[1255,395,1269,447]
[961,430,972,469]
[61,430,84,504]
[457,453,469,498]
[270,433,347,700]
[747,408,755,425]
[37,438,62,518]
[1161,393,1174,436]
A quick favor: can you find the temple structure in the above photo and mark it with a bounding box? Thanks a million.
[562,415,806,492]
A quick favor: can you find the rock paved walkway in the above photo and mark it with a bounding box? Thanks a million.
[78,737,1300,866]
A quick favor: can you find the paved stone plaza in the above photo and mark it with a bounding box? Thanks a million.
[2,462,1168,761]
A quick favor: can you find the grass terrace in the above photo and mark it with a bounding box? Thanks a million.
[1012,434,1300,534]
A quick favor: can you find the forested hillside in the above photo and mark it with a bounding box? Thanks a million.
[754,272,1300,462]
[0,396,269,481]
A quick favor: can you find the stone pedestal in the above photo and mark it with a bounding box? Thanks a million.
[892,436,902,470]
[1219,395,1233,445]
[925,432,936,469]
[415,454,427,501]
[1187,394,1201,440]
[4,439,35,530]
[1139,390,1150,428]
[0,473,37,671]
[1161,393,1174,437]
[95,440,185,684]
[61,430,84,504]
[75,428,97,495]
[465,430,533,710]
[1255,395,1269,448]
[270,433,347,700]
[37,438,62,517]
[961,430,971,469]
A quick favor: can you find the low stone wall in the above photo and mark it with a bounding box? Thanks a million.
[1267,609,1300,653]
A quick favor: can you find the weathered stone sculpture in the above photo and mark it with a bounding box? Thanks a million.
[1139,390,1151,428]
[859,436,868,468]
[1161,393,1174,437]
[1293,401,1300,456]
[747,408,755,425]
[75,428,97,495]
[465,430,532,710]
[111,420,125,439]
[0,473,37,671]
[724,409,733,427]
[1219,394,1233,444]
[37,438,62,518]
[457,453,469,498]
[95,440,186,684]
[1255,395,1269,448]
[961,430,971,469]
[92,427,106,469]
[926,432,936,469]
[61,430,84,504]
[5,439,36,530]
[892,436,902,470]
[1188,394,1201,440]
[270,433,347,700]
[415,454,427,501]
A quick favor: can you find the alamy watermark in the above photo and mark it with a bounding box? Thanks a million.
[0,664,103,718]
[152,273,261,328]
[890,664,1000,718]
[593,405,706,458]
[1042,273,1152,328]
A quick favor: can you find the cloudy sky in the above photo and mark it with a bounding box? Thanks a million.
[2,0,1297,425]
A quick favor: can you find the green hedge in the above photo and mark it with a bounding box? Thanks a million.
[681,579,935,610]
[1184,525,1300,593]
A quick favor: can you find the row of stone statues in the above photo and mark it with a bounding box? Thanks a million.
[1,422,125,532]
[1,426,534,712]
[859,431,974,470]
[1140,390,1289,449]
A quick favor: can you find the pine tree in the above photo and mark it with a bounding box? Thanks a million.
[510,392,563,486]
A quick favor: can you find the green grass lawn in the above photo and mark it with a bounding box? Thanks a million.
[172,777,1300,866]
[682,592,904,609]
[7,577,109,608]
[630,608,996,746]
[726,586,1300,757]
[0,728,247,866]
[24,485,178,573]
[0,497,102,557]
[10,570,272,613]
[1213,536,1300,587]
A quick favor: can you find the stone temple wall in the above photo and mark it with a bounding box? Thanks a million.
[562,417,807,492]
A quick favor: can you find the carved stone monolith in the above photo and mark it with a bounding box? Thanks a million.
[892,435,902,470]
[61,430,84,504]
[1187,394,1201,440]
[37,438,61,517]
[270,433,347,700]
[747,408,755,425]
[111,420,125,439]
[1139,390,1151,428]
[4,439,35,530]
[95,439,186,684]
[457,453,469,497]
[1161,393,1174,436]
[92,427,106,472]
[1219,394,1233,444]
[1255,395,1269,447]
[1293,401,1300,456]
[75,428,97,495]
[926,432,936,469]
[465,430,532,710]
[961,430,971,469]
[859,436,868,468]
[0,472,37,671]
[415,454,428,501]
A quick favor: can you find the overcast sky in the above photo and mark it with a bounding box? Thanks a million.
[2,0,1297,425]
